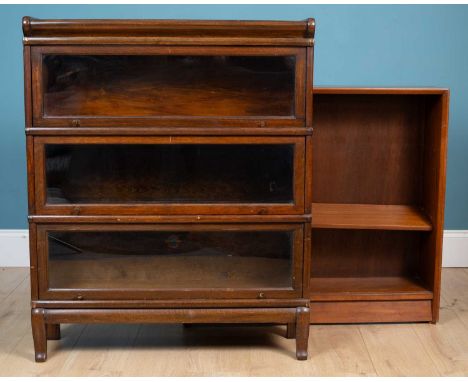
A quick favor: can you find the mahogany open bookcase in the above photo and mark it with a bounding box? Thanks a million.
[22,17,448,362]
[310,88,448,323]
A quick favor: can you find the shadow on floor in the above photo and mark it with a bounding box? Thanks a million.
[52,323,293,357]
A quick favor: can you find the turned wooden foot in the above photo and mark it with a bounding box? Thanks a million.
[31,308,47,362]
[46,324,61,340]
[295,306,310,360]
[286,322,296,339]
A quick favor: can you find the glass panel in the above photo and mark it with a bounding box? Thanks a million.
[43,55,296,117]
[45,144,294,204]
[47,230,293,290]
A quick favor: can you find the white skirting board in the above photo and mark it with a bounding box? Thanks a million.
[0,229,467,268]
[0,230,30,267]
[441,230,468,267]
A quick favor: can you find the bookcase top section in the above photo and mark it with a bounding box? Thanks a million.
[22,17,315,46]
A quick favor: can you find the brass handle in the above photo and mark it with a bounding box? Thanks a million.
[71,119,81,127]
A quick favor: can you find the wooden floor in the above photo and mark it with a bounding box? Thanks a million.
[1,267,468,376]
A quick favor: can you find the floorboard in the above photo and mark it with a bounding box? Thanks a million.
[0,267,467,376]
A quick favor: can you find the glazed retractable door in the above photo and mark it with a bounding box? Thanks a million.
[34,136,305,215]
[36,223,304,300]
[31,46,306,127]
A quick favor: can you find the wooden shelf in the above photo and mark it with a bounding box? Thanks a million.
[310,276,433,301]
[312,203,432,231]
[50,254,291,290]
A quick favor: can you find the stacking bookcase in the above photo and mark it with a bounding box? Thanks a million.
[23,17,316,361]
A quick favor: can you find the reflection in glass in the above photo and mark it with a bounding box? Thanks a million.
[48,230,293,290]
[45,144,294,204]
[43,55,296,117]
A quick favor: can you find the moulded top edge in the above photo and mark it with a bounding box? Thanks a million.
[313,87,449,95]
[22,16,315,40]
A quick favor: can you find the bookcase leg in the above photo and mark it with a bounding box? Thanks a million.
[295,307,310,360]
[46,324,61,340]
[31,308,47,362]
[286,322,296,339]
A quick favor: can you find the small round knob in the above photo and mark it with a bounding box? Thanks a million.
[76,295,83,300]
[258,292,265,299]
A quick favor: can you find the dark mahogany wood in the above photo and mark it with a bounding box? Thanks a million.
[309,277,433,301]
[286,322,296,339]
[32,298,310,309]
[309,300,433,324]
[29,215,311,224]
[312,203,432,231]
[29,306,309,360]
[30,45,307,128]
[420,91,449,322]
[314,87,446,95]
[295,306,310,360]
[31,308,47,362]
[22,17,315,46]
[23,16,448,361]
[46,324,60,340]
[26,127,314,136]
[32,136,306,216]
[313,94,424,205]
[41,53,296,117]
[310,88,449,325]
[28,222,39,300]
[35,223,305,301]
[42,307,298,324]
[24,17,314,362]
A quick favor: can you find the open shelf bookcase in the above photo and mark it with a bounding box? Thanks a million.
[309,87,449,323]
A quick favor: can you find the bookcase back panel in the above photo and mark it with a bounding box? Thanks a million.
[310,229,421,278]
[312,94,425,205]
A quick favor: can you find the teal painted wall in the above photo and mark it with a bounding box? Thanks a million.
[0,5,467,228]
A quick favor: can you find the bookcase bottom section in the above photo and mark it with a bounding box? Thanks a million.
[309,300,433,324]
[31,306,310,362]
